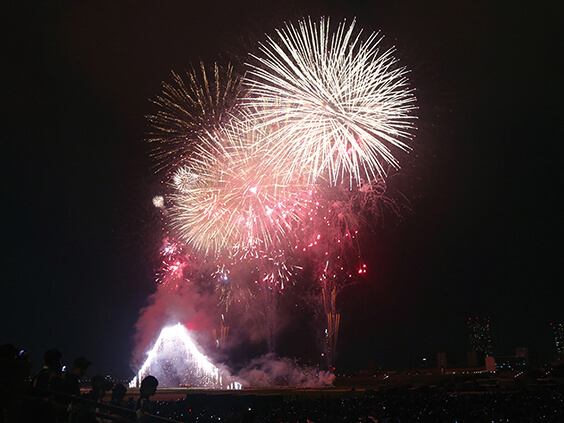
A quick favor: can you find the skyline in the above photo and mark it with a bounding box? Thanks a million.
[3,0,562,379]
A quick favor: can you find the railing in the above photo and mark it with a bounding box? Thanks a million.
[21,386,182,423]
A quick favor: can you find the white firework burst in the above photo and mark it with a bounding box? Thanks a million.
[152,195,165,209]
[172,166,200,193]
[244,17,417,186]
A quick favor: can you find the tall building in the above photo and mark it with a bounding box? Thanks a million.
[468,317,493,357]
[515,347,528,362]
[551,323,564,361]
[467,350,478,368]
[437,352,447,373]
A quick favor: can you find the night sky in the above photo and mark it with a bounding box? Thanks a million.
[3,1,562,379]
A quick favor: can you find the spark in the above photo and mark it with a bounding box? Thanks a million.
[244,17,417,186]
[147,62,243,174]
[169,116,310,258]
[172,166,199,193]
[130,323,242,389]
[155,238,209,292]
[152,195,165,209]
[160,237,182,257]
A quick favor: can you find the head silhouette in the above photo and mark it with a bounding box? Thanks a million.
[140,375,158,398]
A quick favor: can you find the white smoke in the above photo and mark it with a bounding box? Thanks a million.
[237,353,335,388]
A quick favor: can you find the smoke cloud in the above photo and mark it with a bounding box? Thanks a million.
[237,353,335,388]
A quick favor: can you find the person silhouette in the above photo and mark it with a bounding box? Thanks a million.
[62,356,91,396]
[109,383,127,407]
[0,344,31,423]
[33,349,63,391]
[84,375,113,402]
[135,376,158,421]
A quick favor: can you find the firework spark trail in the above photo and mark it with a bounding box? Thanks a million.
[169,117,311,259]
[165,115,311,318]
[244,17,417,186]
[211,250,293,301]
[293,182,409,366]
[147,62,243,174]
[296,185,367,271]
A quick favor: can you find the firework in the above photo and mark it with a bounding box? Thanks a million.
[212,262,253,311]
[135,17,419,373]
[154,237,215,292]
[172,165,200,193]
[156,259,186,290]
[212,315,229,350]
[130,323,242,389]
[152,195,165,209]
[147,62,243,174]
[244,17,417,186]
[213,249,296,310]
[169,117,310,258]
[294,182,403,366]
[154,238,187,291]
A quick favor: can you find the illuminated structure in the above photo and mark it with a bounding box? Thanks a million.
[130,324,242,389]
[468,317,493,358]
[552,322,564,361]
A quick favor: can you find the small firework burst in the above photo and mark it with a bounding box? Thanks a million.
[172,165,200,193]
[152,195,165,209]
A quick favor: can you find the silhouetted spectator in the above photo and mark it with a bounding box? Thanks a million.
[84,375,113,402]
[0,344,31,423]
[62,356,92,396]
[33,348,63,391]
[135,376,158,422]
[26,349,62,422]
[110,383,127,407]
[77,375,113,423]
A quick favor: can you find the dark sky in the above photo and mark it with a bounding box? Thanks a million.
[3,0,563,379]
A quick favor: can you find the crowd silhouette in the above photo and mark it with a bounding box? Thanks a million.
[0,344,162,423]
[146,388,563,423]
[1,343,563,423]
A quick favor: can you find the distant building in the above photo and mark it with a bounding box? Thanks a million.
[437,352,447,373]
[551,323,564,361]
[467,350,478,368]
[468,317,493,364]
[496,355,527,371]
[490,348,531,371]
[485,356,496,372]
[515,347,528,362]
